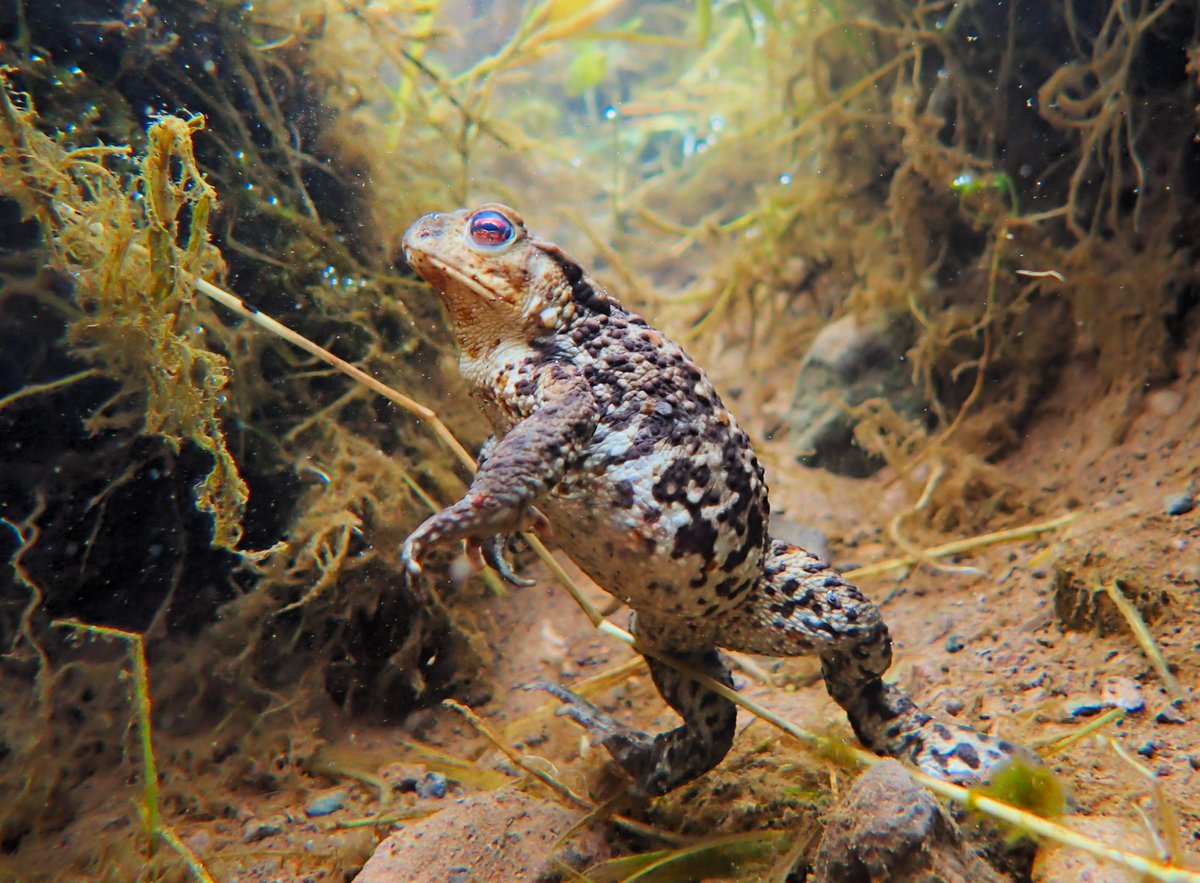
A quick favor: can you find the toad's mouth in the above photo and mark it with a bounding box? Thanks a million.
[406,250,506,305]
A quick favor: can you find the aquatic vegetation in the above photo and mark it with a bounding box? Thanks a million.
[0,0,1197,878]
[0,79,246,551]
[53,620,215,882]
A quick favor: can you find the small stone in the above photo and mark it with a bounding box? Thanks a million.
[1156,706,1187,725]
[417,771,448,799]
[1188,754,1200,770]
[1061,698,1107,720]
[242,817,284,843]
[304,788,348,817]
[1024,671,1048,690]
[1061,677,1146,721]
[1145,389,1184,416]
[945,698,965,716]
[186,830,213,853]
[1165,492,1195,516]
[944,635,965,654]
[1100,677,1145,713]
[1136,740,1158,759]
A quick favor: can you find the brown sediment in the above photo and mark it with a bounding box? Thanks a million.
[0,0,1197,879]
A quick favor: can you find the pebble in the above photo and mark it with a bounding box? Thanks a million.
[1137,740,1158,759]
[1100,677,1145,713]
[1061,698,1107,720]
[186,830,213,853]
[1165,492,1195,516]
[945,698,964,716]
[417,772,448,799]
[242,817,284,843]
[1060,677,1145,721]
[944,634,965,654]
[1188,754,1200,771]
[304,788,348,817]
[1145,389,1183,416]
[1156,706,1188,725]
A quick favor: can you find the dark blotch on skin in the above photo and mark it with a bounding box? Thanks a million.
[714,576,739,598]
[671,515,719,562]
[540,246,611,315]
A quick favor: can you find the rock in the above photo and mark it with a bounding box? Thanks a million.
[1059,677,1145,721]
[186,829,213,853]
[1156,705,1188,725]
[417,771,448,799]
[1165,492,1195,516]
[813,760,1004,882]
[1060,698,1108,721]
[790,312,923,477]
[304,788,348,817]
[1099,677,1145,713]
[1032,816,1147,882]
[242,816,285,843]
[354,788,609,883]
[944,634,966,654]
[1145,389,1184,416]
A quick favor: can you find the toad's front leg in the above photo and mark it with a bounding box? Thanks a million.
[400,364,597,579]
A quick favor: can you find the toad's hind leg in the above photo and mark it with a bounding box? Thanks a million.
[539,641,736,797]
[718,539,1026,783]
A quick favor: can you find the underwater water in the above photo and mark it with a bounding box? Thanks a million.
[1,0,1199,879]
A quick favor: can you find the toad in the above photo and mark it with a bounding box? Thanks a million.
[399,204,1022,795]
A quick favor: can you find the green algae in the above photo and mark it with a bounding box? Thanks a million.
[0,79,246,550]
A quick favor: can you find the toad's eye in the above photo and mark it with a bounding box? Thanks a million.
[466,209,515,251]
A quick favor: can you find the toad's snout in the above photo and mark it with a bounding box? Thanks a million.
[400,212,441,262]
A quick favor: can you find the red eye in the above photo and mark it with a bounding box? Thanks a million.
[466,209,515,250]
